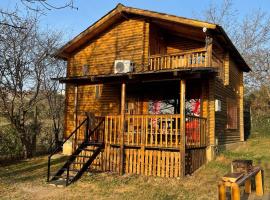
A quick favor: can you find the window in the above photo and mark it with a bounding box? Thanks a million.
[95,85,101,99]
[227,98,238,129]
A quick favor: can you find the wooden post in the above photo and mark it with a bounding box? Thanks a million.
[239,72,244,142]
[231,183,240,200]
[255,170,264,196]
[218,181,226,200]
[245,178,251,193]
[119,82,126,175]
[179,79,186,177]
[205,35,213,67]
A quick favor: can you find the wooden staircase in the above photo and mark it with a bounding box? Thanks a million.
[47,116,105,187]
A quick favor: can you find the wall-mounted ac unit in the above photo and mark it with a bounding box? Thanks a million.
[114,60,134,74]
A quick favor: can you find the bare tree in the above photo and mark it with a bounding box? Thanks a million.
[0,13,63,158]
[41,53,66,148]
[200,0,270,91]
[0,0,77,28]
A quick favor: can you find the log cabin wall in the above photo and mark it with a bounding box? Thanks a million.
[166,34,204,54]
[214,56,243,145]
[64,83,121,138]
[65,17,149,136]
[67,17,148,77]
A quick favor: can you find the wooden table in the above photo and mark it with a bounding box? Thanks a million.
[218,166,264,200]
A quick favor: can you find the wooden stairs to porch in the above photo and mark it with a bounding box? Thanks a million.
[47,116,105,187]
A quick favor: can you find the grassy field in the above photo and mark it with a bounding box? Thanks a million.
[0,135,269,200]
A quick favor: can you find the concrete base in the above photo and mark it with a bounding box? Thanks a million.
[206,145,215,162]
[63,140,73,155]
[218,141,247,152]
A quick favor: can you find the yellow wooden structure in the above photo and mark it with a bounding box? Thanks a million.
[55,4,251,178]
[218,166,264,200]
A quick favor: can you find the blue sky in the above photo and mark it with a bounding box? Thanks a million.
[1,0,270,42]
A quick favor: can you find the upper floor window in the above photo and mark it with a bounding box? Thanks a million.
[227,98,238,129]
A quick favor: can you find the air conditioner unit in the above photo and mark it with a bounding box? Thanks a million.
[114,60,134,74]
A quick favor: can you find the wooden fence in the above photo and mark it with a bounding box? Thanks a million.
[100,114,207,177]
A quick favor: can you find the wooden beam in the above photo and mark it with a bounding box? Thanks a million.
[218,181,226,200]
[239,72,244,142]
[245,178,251,193]
[206,36,213,67]
[255,170,264,196]
[119,82,126,175]
[231,183,240,200]
[179,79,186,177]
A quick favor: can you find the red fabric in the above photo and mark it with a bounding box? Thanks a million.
[186,120,200,143]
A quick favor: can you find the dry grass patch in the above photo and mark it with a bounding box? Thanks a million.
[0,135,269,200]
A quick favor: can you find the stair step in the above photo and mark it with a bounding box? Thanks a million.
[84,142,104,146]
[80,148,95,152]
[48,179,69,187]
[73,155,92,158]
[72,162,86,165]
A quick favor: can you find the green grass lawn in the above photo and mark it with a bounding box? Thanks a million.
[0,135,269,200]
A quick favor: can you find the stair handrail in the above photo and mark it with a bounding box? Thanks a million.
[47,116,105,184]
[47,117,89,182]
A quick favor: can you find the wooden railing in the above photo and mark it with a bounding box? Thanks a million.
[105,114,207,149]
[185,115,207,149]
[148,48,208,71]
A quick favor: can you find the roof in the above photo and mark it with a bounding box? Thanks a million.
[56,3,251,72]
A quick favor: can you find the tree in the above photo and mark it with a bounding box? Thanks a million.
[0,0,77,28]
[200,0,270,91]
[0,13,63,158]
[41,55,66,148]
[199,0,270,136]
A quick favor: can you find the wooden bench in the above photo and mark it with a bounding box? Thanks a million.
[218,166,264,200]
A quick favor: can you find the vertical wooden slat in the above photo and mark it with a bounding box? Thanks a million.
[157,150,161,177]
[153,150,157,176]
[161,151,165,177]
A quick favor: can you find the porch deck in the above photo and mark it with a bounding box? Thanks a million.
[72,114,207,177]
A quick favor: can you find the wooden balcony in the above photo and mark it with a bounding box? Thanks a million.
[147,48,221,71]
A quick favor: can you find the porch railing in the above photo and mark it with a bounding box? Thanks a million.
[105,114,207,149]
[148,48,207,71]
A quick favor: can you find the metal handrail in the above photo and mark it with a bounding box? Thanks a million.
[47,117,88,182]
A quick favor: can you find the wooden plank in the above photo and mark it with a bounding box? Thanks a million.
[145,150,148,176]
[119,83,126,175]
[170,152,174,177]
[166,152,169,177]
[255,170,264,196]
[153,150,157,176]
[245,178,251,194]
[157,150,161,177]
[133,149,137,174]
[161,151,165,177]
[149,150,153,176]
[180,79,186,177]
[137,148,141,174]
[231,183,240,200]
[218,182,226,200]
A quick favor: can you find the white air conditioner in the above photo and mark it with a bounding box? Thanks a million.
[114,60,134,74]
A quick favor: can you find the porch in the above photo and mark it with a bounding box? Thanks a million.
[70,79,209,177]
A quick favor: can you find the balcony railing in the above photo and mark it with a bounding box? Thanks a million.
[148,48,210,71]
[105,114,207,149]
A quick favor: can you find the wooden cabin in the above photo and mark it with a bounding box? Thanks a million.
[48,4,251,185]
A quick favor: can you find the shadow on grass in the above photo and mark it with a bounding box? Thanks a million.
[0,156,67,183]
